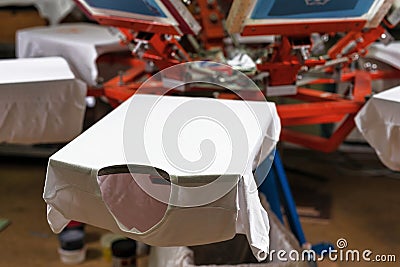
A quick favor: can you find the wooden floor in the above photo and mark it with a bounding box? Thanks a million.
[0,147,399,267]
[285,148,400,267]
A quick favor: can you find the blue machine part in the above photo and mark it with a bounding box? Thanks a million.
[256,150,334,256]
[85,0,168,18]
[251,0,375,20]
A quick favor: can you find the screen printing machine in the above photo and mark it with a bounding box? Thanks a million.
[1,0,400,266]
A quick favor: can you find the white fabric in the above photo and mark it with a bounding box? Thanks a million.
[148,196,308,267]
[367,41,400,70]
[43,94,281,261]
[0,57,86,144]
[0,0,75,25]
[355,86,400,171]
[17,23,128,86]
[0,56,74,84]
[227,53,257,72]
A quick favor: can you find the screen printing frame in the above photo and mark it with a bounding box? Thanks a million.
[226,0,394,36]
[74,0,201,35]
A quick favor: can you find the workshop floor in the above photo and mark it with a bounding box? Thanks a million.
[284,147,400,267]
[0,146,399,267]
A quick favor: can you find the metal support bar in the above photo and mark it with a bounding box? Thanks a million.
[272,151,307,245]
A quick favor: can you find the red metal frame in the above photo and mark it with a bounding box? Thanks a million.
[142,33,191,69]
[242,19,366,37]
[256,36,326,86]
[328,26,386,59]
[277,71,373,152]
[94,16,180,35]
[81,1,399,153]
[213,69,394,152]
[87,40,399,153]
[256,23,388,87]
[74,0,200,35]
[74,0,181,35]
[194,0,225,49]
